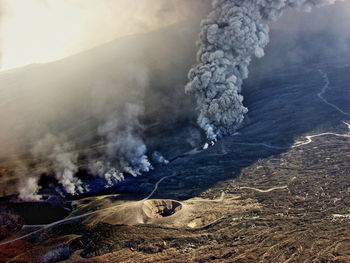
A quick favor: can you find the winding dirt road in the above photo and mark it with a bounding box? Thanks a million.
[1,69,348,247]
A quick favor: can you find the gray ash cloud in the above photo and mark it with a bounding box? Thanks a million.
[186,0,344,141]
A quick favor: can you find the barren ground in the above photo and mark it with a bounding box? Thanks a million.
[0,60,349,263]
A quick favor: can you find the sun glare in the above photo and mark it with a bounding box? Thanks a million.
[0,0,185,71]
[1,0,87,70]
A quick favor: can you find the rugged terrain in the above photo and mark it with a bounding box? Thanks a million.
[0,57,349,262]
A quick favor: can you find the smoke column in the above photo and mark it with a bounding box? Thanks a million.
[31,134,84,196]
[88,66,152,187]
[186,0,344,141]
[18,66,153,197]
[90,103,152,185]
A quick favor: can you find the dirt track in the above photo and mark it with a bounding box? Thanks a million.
[1,59,350,262]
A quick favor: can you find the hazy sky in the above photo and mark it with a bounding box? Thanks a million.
[0,0,202,70]
[2,0,348,71]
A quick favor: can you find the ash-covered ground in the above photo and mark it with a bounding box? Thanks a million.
[0,56,349,262]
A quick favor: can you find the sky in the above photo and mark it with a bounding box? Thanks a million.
[1,0,349,71]
[0,0,202,71]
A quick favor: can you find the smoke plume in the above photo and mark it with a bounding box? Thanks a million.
[88,65,152,187]
[31,134,85,196]
[17,134,85,200]
[18,176,41,201]
[17,65,153,196]
[6,0,348,199]
[186,0,345,141]
[152,151,169,165]
[91,103,152,183]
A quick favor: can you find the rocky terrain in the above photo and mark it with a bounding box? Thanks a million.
[0,57,349,262]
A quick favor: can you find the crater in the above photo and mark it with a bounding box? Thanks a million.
[142,199,182,218]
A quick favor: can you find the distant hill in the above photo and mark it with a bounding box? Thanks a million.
[0,20,200,158]
[0,20,202,196]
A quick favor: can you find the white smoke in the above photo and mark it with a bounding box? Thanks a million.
[4,1,207,200]
[186,0,345,141]
[88,66,153,185]
[96,103,153,177]
[17,116,160,198]
[18,176,41,201]
[17,63,157,198]
[17,133,85,200]
[152,151,169,165]
[29,134,85,196]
